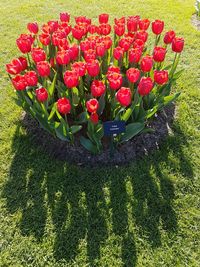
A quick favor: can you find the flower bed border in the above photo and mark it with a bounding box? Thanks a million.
[191,14,200,31]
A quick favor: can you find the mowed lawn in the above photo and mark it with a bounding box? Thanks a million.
[0,0,200,266]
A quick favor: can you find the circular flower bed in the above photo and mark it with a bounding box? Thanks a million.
[6,13,184,154]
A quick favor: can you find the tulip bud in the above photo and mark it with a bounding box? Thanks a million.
[36,87,48,102]
[172,37,184,53]
[140,55,153,72]
[154,70,169,85]
[57,97,71,114]
[152,20,164,35]
[86,98,99,113]
[36,61,51,77]
[25,71,38,86]
[138,77,154,96]
[116,87,132,106]
[27,22,39,34]
[91,80,106,97]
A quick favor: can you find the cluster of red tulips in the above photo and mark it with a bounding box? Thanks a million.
[6,13,184,153]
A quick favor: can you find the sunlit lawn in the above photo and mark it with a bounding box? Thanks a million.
[0,0,200,266]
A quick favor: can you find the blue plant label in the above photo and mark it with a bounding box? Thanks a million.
[103,120,126,136]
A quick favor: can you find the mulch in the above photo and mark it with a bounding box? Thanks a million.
[21,104,176,166]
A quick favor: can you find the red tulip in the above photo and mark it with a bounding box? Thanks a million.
[80,40,90,52]
[153,47,167,62]
[90,113,99,124]
[118,38,131,52]
[140,55,153,72]
[98,24,111,35]
[133,39,145,50]
[91,80,106,97]
[164,30,176,44]
[99,13,109,24]
[6,57,27,75]
[127,16,139,32]
[139,19,150,30]
[25,71,38,86]
[96,44,106,57]
[59,22,71,36]
[114,17,126,25]
[47,20,59,33]
[57,38,69,51]
[116,87,132,106]
[84,49,96,62]
[52,31,66,46]
[154,70,169,85]
[57,97,71,114]
[75,16,91,25]
[113,46,124,60]
[88,24,97,34]
[114,24,125,36]
[72,62,86,77]
[69,44,79,61]
[31,47,46,63]
[126,68,140,83]
[27,22,39,34]
[36,87,48,102]
[102,36,112,49]
[18,57,28,71]
[39,33,51,46]
[172,37,184,53]
[136,31,148,43]
[36,61,51,77]
[16,34,33,53]
[72,25,85,40]
[107,66,120,74]
[56,50,70,65]
[12,75,27,90]
[107,72,123,90]
[86,98,99,113]
[128,48,142,63]
[64,70,79,88]
[138,77,154,96]
[152,20,164,35]
[86,60,100,77]
[60,12,70,22]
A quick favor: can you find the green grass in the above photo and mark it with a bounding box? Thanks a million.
[0,0,200,266]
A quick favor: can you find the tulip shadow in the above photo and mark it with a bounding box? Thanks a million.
[1,111,194,266]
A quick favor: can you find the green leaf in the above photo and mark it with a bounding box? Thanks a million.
[30,107,54,135]
[121,102,136,122]
[97,93,105,115]
[163,64,173,70]
[146,105,159,119]
[120,122,145,143]
[80,136,98,154]
[114,107,125,120]
[95,125,104,140]
[55,121,70,141]
[48,72,57,97]
[72,87,80,106]
[75,111,89,123]
[159,82,172,96]
[48,103,56,120]
[163,92,181,106]
[70,125,82,134]
[172,69,184,80]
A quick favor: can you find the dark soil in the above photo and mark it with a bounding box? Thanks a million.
[191,14,200,31]
[21,104,176,166]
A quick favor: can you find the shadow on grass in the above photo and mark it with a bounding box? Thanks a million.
[2,117,193,266]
